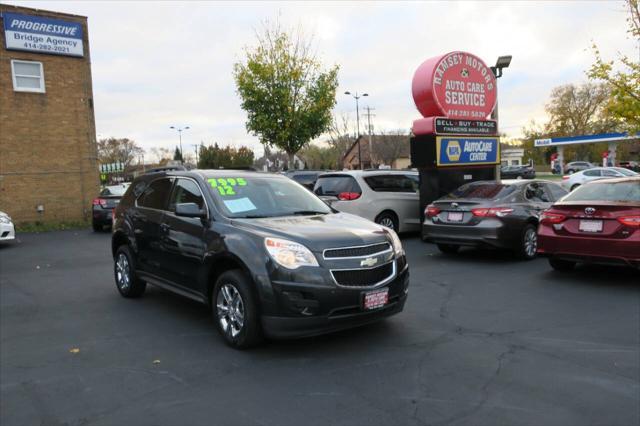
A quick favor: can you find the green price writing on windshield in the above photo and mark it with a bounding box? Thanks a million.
[208,177,247,196]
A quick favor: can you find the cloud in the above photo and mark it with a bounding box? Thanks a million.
[7,0,635,157]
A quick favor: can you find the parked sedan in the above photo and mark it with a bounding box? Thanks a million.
[564,161,595,174]
[0,211,15,242]
[92,183,130,231]
[500,165,536,179]
[562,167,638,191]
[538,177,640,270]
[314,170,420,232]
[423,180,568,259]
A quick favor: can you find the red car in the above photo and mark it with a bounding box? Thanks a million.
[537,177,640,270]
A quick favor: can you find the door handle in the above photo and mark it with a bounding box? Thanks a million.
[160,223,170,231]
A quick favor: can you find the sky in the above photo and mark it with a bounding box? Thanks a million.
[6,0,638,160]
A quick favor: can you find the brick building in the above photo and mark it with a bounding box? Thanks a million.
[0,4,98,224]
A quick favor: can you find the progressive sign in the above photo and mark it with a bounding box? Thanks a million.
[3,12,84,57]
[436,136,500,166]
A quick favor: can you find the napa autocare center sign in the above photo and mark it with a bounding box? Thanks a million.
[436,136,499,167]
[3,13,84,57]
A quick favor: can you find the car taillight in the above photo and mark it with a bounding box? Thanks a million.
[540,212,566,224]
[93,198,107,207]
[562,176,569,180]
[471,207,514,218]
[338,192,361,201]
[425,205,440,217]
[618,216,640,227]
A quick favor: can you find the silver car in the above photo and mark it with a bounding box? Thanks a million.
[313,170,420,232]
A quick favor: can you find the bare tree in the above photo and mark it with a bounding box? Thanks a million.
[326,113,354,161]
[97,137,144,168]
[371,130,409,167]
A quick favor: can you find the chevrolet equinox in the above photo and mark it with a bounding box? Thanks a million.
[111,170,409,348]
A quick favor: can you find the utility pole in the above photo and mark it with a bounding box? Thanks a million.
[193,143,200,166]
[363,106,376,167]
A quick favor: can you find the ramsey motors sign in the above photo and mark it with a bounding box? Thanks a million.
[412,51,497,120]
[3,13,84,57]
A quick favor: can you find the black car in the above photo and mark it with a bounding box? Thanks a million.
[92,184,130,231]
[422,179,568,259]
[111,170,409,348]
[284,170,327,190]
[500,165,536,179]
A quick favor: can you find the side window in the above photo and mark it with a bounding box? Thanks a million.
[545,183,568,201]
[524,183,549,202]
[364,175,417,192]
[601,169,619,177]
[138,178,174,210]
[583,170,601,177]
[169,179,205,212]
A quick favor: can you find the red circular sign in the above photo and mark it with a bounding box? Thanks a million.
[412,51,497,120]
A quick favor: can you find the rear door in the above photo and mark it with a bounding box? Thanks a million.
[133,177,174,273]
[363,173,420,228]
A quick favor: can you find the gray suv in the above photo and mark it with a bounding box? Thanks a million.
[314,170,420,232]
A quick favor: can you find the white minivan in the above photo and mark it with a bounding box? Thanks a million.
[313,170,420,233]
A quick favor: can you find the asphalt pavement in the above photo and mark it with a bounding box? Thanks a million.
[1,230,638,426]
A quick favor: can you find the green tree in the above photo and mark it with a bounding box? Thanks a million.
[197,143,255,169]
[588,0,640,132]
[521,83,618,164]
[233,21,339,167]
[173,146,183,162]
[233,146,255,167]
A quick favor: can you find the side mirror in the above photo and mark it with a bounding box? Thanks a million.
[175,202,206,218]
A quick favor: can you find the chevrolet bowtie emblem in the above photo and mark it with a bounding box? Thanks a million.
[360,257,378,267]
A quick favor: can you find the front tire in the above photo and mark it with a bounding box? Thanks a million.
[375,211,399,232]
[437,244,459,254]
[114,245,146,298]
[549,258,576,271]
[213,270,262,349]
[518,224,538,260]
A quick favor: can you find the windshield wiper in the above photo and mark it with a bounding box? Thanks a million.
[290,210,329,216]
[235,214,273,219]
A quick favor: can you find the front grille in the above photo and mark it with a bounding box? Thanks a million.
[331,262,394,287]
[324,242,391,259]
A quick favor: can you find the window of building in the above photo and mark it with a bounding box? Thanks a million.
[11,60,45,93]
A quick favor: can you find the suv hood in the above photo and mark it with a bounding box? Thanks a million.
[232,212,391,252]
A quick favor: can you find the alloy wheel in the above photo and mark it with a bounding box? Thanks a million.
[379,217,395,230]
[524,228,538,258]
[216,284,245,338]
[116,253,131,291]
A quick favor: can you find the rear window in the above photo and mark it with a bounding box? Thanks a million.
[447,182,516,200]
[563,181,640,202]
[100,186,128,196]
[364,174,418,193]
[314,175,361,196]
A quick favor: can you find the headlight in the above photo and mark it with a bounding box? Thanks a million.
[388,229,404,256]
[264,237,319,269]
[0,215,11,224]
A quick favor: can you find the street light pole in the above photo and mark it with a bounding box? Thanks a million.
[344,91,368,169]
[169,125,190,164]
[490,56,512,176]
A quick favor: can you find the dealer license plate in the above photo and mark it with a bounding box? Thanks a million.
[447,212,464,222]
[579,220,603,233]
[363,288,389,310]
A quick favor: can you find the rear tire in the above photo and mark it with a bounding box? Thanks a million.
[570,184,580,191]
[517,224,538,260]
[212,270,262,349]
[92,221,102,232]
[567,169,575,175]
[375,211,399,232]
[549,258,576,271]
[437,244,459,254]
[114,245,146,298]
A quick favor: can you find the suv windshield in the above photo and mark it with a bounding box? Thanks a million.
[205,174,332,218]
[446,182,516,200]
[563,181,640,202]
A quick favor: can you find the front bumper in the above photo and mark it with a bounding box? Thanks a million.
[422,219,514,249]
[0,222,15,241]
[261,263,409,339]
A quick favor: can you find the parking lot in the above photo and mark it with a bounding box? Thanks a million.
[1,230,638,426]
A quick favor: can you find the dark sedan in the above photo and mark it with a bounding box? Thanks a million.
[92,183,129,231]
[422,180,568,259]
[500,165,536,179]
[285,170,327,190]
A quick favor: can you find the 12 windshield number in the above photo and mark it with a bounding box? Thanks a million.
[208,178,247,196]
